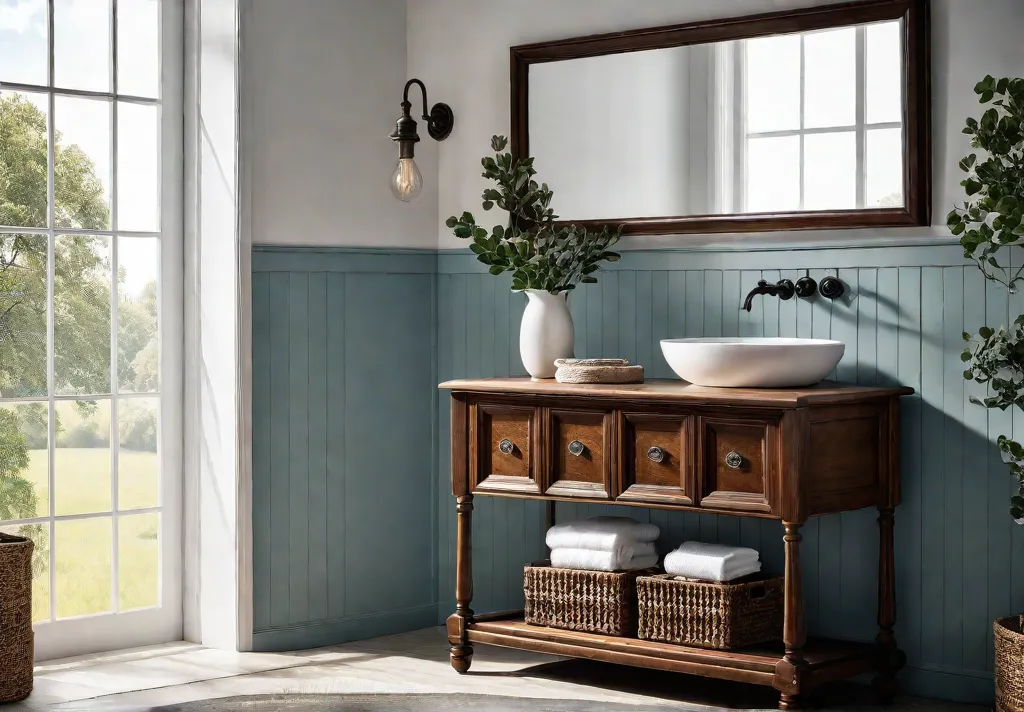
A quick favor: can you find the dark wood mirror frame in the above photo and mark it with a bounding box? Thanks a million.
[510,0,930,236]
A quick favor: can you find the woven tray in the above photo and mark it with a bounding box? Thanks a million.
[524,561,647,637]
[996,616,1024,711]
[0,532,34,703]
[554,359,644,384]
[637,573,783,650]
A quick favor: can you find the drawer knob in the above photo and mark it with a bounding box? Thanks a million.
[498,439,514,455]
[725,451,744,469]
[647,446,665,463]
[568,440,586,457]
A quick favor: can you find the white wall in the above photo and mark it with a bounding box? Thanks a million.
[247,0,436,247]
[407,0,1024,250]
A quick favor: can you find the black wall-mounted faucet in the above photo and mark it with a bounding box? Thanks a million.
[742,279,794,312]
[741,275,846,311]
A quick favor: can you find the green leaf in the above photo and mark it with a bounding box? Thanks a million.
[961,351,972,362]
[482,201,494,211]
[488,265,506,276]
[963,369,974,380]
[445,216,458,229]
[962,178,983,196]
[980,326,996,338]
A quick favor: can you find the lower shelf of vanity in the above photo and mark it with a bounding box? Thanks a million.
[467,612,878,689]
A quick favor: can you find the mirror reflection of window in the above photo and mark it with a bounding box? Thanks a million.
[741,20,904,214]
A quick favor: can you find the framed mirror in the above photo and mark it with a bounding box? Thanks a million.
[510,0,930,235]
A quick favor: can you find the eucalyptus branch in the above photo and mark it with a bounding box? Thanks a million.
[949,76,1024,292]
[446,135,622,294]
[957,76,1024,521]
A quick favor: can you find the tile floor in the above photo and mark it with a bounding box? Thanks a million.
[11,628,989,711]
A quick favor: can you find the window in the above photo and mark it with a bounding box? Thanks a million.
[741,20,904,212]
[0,0,180,655]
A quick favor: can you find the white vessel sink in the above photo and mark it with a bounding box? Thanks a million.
[660,337,845,388]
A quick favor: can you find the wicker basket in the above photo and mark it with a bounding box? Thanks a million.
[637,573,784,650]
[0,532,34,703]
[995,616,1024,711]
[524,562,646,637]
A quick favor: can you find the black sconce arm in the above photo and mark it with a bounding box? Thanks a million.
[403,78,432,123]
[391,78,454,144]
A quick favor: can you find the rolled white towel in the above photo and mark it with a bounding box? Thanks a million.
[550,548,659,573]
[546,517,661,553]
[664,541,761,582]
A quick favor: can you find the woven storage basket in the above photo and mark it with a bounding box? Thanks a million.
[0,532,34,703]
[524,562,646,637]
[995,616,1024,711]
[637,573,784,650]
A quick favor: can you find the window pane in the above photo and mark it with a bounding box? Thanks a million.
[0,0,47,86]
[745,35,800,133]
[0,234,47,396]
[804,28,855,129]
[746,136,800,212]
[804,131,856,210]
[119,512,157,610]
[54,96,112,230]
[119,397,157,510]
[867,127,904,207]
[54,0,111,92]
[0,402,48,520]
[0,523,50,623]
[867,20,903,124]
[118,237,158,393]
[118,0,160,98]
[117,102,159,231]
[56,516,111,617]
[55,234,111,395]
[54,399,111,515]
[0,91,49,228]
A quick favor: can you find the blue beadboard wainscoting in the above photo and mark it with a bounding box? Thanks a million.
[254,243,1023,704]
[250,247,439,651]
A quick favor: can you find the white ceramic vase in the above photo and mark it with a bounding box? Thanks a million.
[519,289,574,379]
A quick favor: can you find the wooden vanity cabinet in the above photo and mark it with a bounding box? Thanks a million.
[443,378,912,709]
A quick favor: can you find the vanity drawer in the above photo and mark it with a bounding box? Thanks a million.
[470,402,541,495]
[545,408,614,499]
[618,414,695,506]
[699,417,774,513]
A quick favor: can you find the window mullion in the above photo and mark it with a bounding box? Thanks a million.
[855,25,867,209]
[798,35,805,211]
[45,0,56,626]
[110,0,121,616]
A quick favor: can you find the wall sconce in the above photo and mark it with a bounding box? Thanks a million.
[389,78,454,202]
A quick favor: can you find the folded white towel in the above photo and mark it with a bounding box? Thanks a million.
[550,548,659,572]
[663,541,762,582]
[670,560,763,582]
[546,517,661,552]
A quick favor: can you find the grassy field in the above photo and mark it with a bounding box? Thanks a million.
[3,447,159,622]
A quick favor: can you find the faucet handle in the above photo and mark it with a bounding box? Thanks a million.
[776,279,795,301]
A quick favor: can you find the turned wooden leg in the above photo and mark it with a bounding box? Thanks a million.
[446,494,474,673]
[775,521,808,710]
[873,506,906,703]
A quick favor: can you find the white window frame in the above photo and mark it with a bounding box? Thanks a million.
[0,0,183,660]
[737,22,904,212]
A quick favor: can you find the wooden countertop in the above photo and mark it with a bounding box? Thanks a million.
[439,377,914,407]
